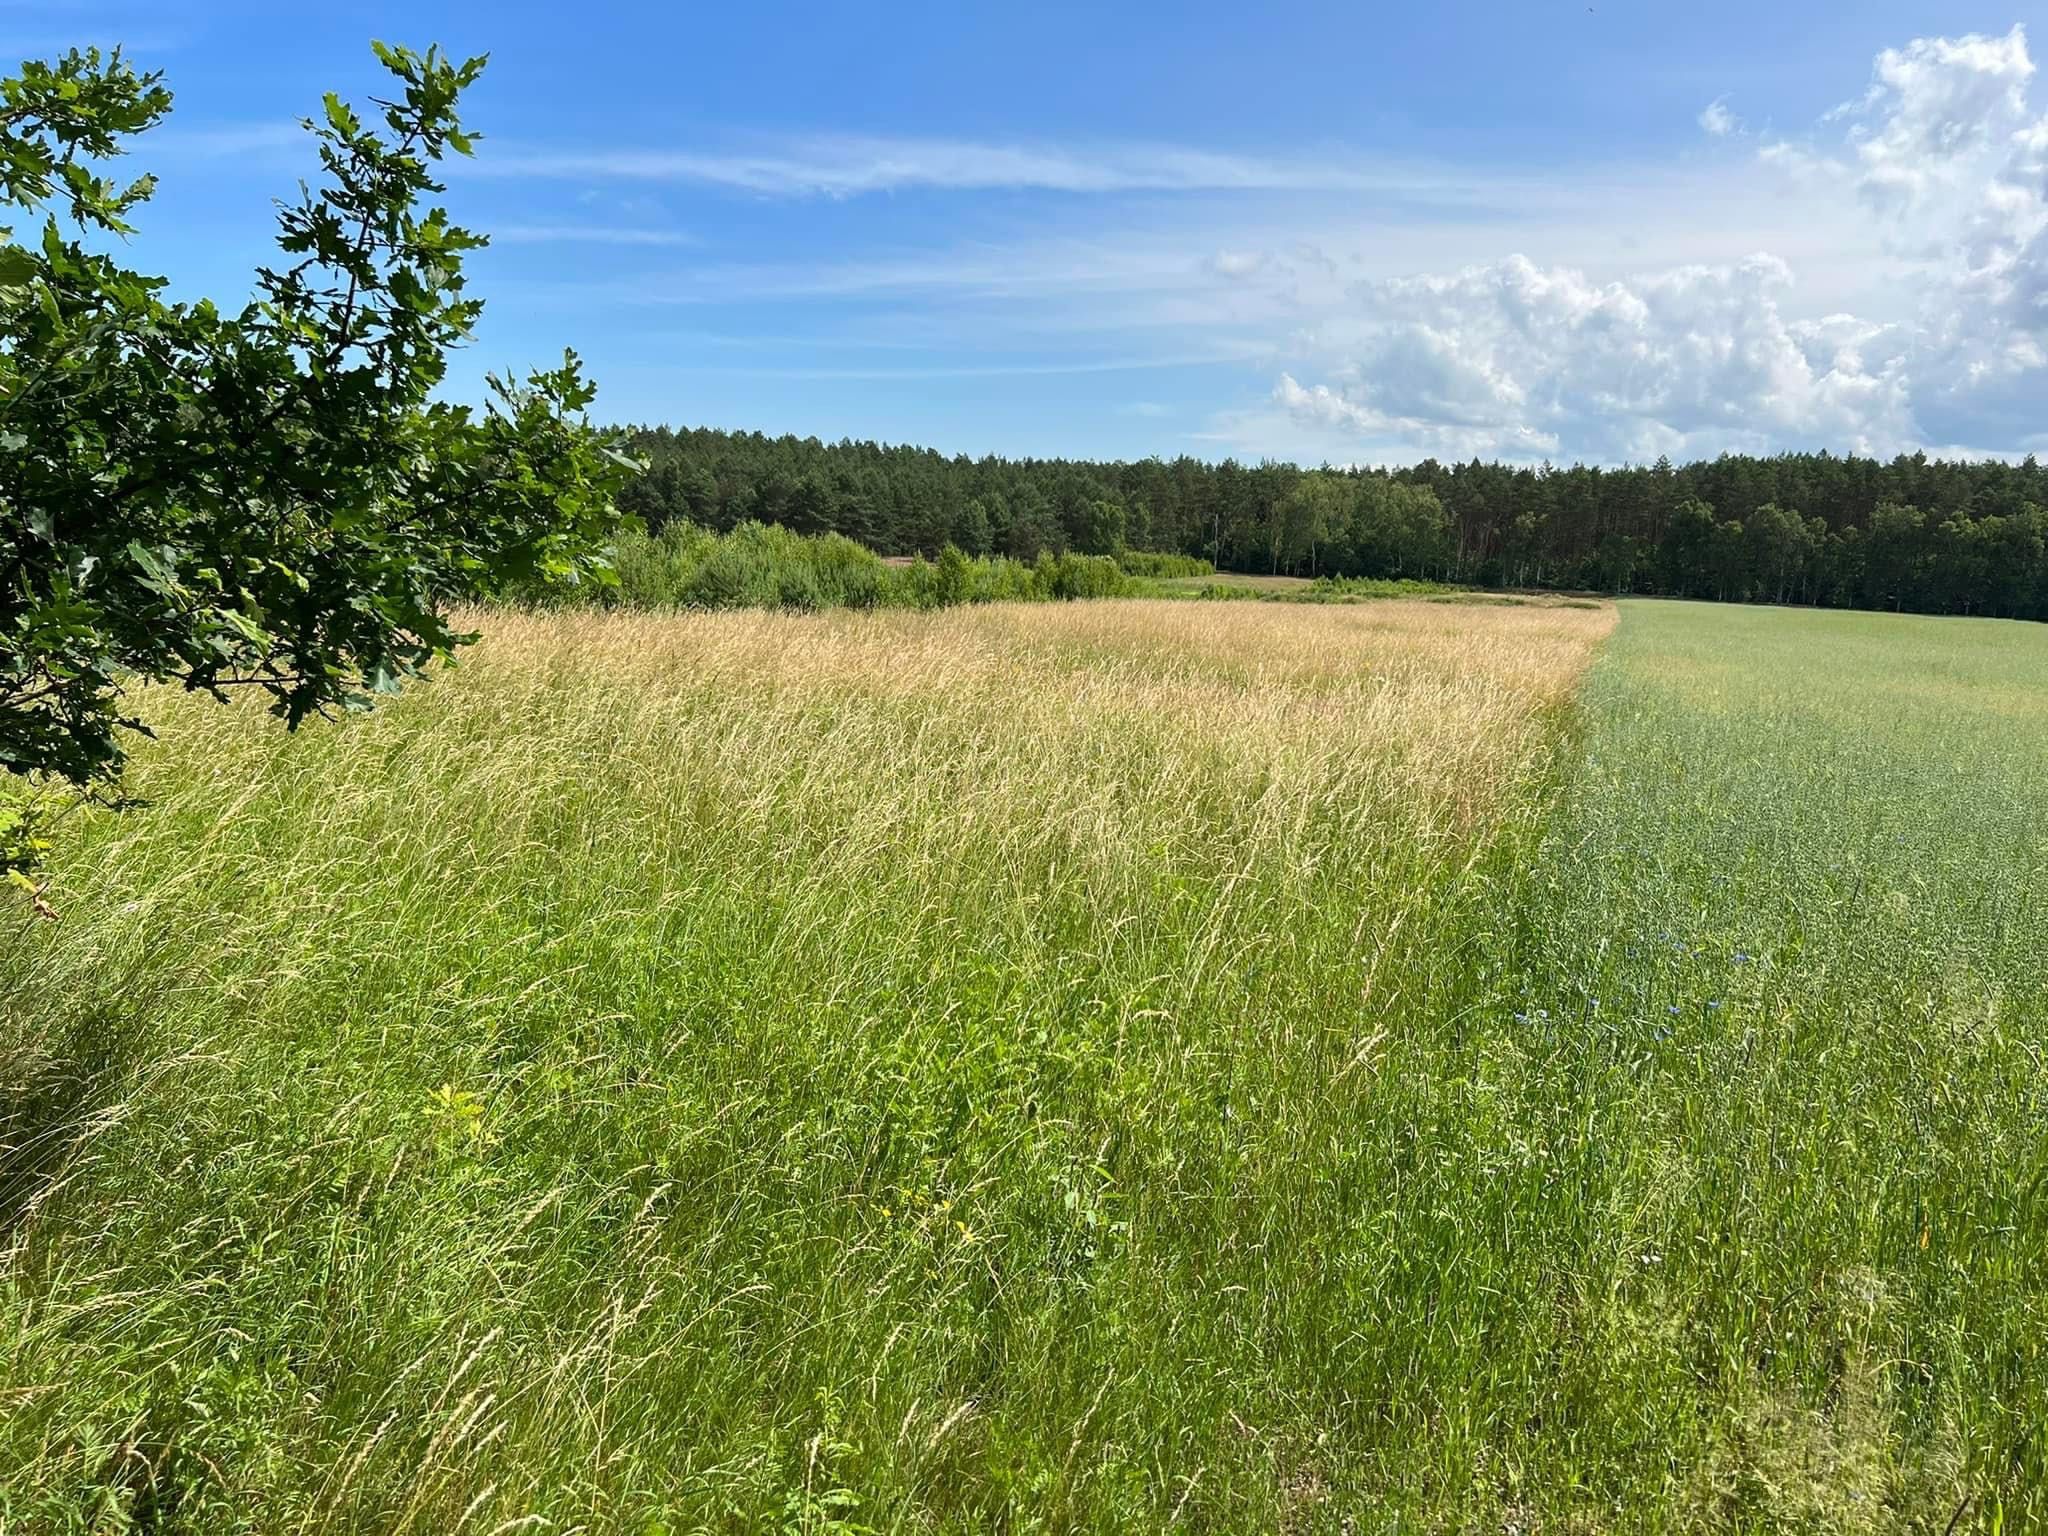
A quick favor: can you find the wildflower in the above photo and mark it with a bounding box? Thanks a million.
[1734,951,1751,964]
[1707,1000,1723,1011]
[1667,1005,1681,1015]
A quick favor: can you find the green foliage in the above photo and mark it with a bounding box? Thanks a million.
[615,425,2048,616]
[608,519,718,607]
[877,553,939,610]
[0,780,56,915]
[0,43,629,865]
[598,523,1136,612]
[1043,551,1125,600]
[932,542,973,606]
[1113,549,1213,578]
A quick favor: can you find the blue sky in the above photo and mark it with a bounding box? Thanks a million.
[11,1,2048,463]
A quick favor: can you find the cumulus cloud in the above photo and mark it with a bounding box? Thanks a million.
[1845,25,2034,216]
[1272,254,1911,462]
[1698,97,1740,137]
[1272,22,2048,461]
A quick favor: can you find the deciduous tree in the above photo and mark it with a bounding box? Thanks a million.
[1,42,633,895]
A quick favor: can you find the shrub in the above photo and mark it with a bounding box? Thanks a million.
[934,545,974,607]
[810,534,886,610]
[608,523,717,608]
[880,556,943,611]
[1049,553,1130,601]
[592,524,1150,614]
[681,522,842,611]
[1116,551,1214,578]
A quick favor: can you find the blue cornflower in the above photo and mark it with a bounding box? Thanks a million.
[1734,951,1751,964]
[1667,1005,1681,1015]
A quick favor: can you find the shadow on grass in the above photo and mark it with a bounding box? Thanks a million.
[0,999,154,1243]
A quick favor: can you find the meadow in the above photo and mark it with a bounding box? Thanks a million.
[2,596,2044,1531]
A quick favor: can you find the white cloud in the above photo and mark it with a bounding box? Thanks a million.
[1845,24,2034,217]
[1270,254,1913,462]
[1699,96,1740,137]
[1264,22,2048,461]
[1210,248,1270,279]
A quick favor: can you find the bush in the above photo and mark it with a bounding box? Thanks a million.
[934,545,974,607]
[1049,553,1131,601]
[591,524,1144,614]
[880,556,941,610]
[1115,551,1214,578]
[971,555,1040,604]
[810,534,885,610]
[608,522,717,607]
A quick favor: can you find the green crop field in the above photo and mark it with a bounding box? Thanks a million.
[2,597,2044,1533]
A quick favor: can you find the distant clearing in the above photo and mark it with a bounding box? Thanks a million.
[1146,570,1314,592]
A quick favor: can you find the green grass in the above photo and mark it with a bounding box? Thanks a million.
[3,596,2045,1532]
[0,599,1603,1534]
[1481,599,2048,1526]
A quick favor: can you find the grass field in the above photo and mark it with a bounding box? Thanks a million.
[2,597,2045,1531]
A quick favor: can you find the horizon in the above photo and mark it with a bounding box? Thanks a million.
[16,0,2048,466]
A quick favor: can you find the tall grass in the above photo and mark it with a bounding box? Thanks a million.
[0,599,1604,1532]
[6,597,2044,1530]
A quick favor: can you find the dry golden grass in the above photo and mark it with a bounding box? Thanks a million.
[437,594,1614,850]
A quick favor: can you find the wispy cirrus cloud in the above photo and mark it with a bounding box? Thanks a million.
[472,133,1454,199]
[491,224,697,248]
[610,351,1264,382]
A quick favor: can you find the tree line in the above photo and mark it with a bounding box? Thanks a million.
[618,425,2048,619]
